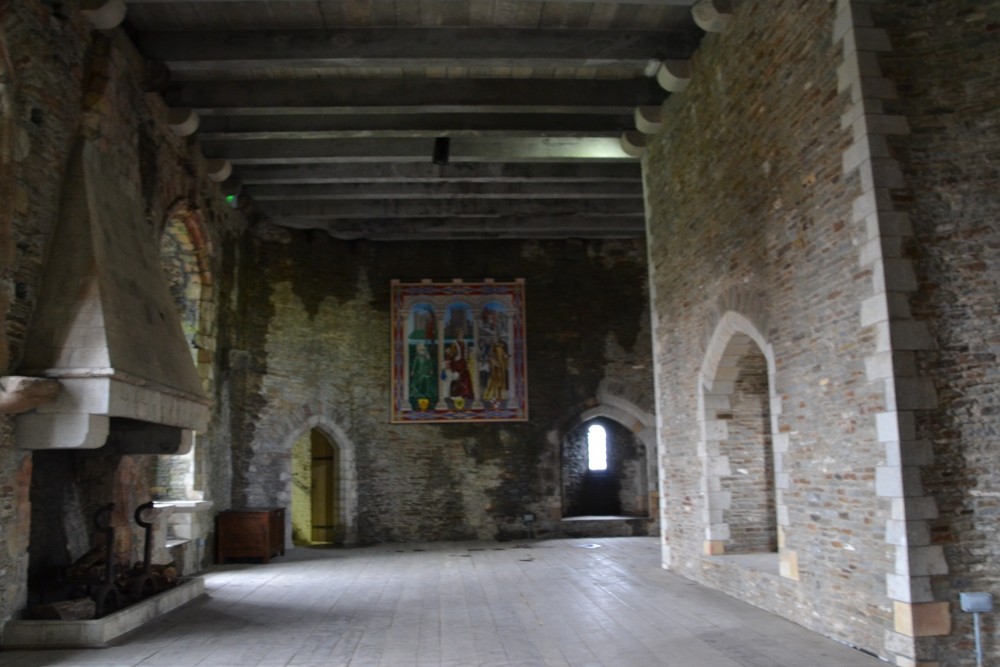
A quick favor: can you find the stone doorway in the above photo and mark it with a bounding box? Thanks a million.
[291,429,342,545]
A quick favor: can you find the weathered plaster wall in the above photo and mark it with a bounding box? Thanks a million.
[644,0,892,657]
[231,236,653,543]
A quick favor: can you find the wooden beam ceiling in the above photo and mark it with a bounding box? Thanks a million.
[124,0,708,240]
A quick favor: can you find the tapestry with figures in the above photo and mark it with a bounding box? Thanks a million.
[390,279,527,423]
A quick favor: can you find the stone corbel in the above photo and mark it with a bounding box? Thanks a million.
[634,106,663,135]
[0,376,61,414]
[206,158,233,183]
[620,131,648,158]
[80,0,127,30]
[692,0,733,33]
[168,108,200,137]
[656,59,692,93]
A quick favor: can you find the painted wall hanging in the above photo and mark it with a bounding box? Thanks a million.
[391,279,527,423]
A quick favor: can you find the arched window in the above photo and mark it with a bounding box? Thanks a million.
[562,419,649,518]
[155,202,213,501]
[587,424,608,471]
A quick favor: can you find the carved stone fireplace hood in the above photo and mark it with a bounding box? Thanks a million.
[14,141,210,452]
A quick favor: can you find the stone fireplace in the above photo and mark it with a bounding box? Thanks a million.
[5,139,210,621]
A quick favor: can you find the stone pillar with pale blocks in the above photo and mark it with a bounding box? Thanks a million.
[836,2,949,665]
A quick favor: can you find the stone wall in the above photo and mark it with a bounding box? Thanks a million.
[646,0,999,663]
[873,1,1000,663]
[230,235,653,543]
[0,0,93,627]
[0,0,246,625]
[644,0,892,658]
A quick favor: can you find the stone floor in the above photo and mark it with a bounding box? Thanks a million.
[0,537,887,667]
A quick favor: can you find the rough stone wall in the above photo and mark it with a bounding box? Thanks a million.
[0,0,247,625]
[873,2,1000,663]
[644,0,893,657]
[0,0,92,628]
[232,236,653,543]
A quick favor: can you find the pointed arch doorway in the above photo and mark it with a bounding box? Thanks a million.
[291,429,342,545]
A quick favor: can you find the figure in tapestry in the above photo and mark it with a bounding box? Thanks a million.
[407,303,438,410]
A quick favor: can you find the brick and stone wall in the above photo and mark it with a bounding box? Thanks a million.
[230,236,653,543]
[0,0,93,627]
[645,0,999,663]
[644,0,893,657]
[873,2,1000,664]
[0,0,246,625]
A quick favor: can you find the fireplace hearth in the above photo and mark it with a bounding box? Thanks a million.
[2,577,205,648]
[29,501,179,621]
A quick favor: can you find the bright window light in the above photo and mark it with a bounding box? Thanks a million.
[587,424,607,471]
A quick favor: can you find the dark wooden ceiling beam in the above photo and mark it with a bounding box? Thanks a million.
[246,181,643,199]
[276,217,647,241]
[164,77,667,110]
[235,162,642,183]
[264,198,644,219]
[196,112,635,136]
[127,0,695,4]
[205,136,635,163]
[138,27,700,74]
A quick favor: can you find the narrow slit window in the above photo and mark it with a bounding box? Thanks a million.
[587,424,607,471]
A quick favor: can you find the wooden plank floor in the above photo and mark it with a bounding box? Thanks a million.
[0,538,886,667]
